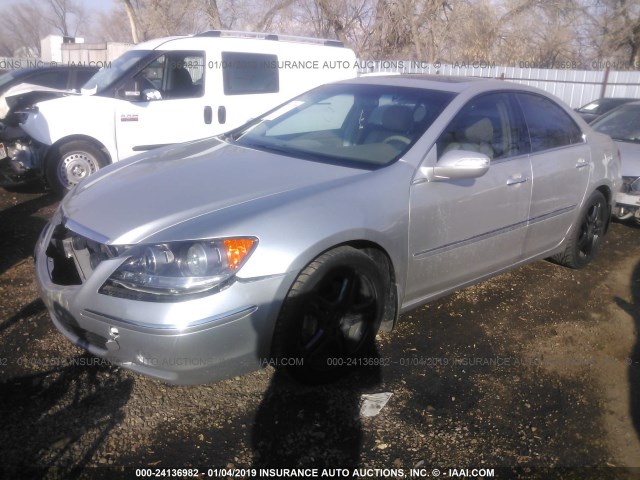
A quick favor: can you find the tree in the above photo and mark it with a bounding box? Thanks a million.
[0,0,48,56]
[45,0,88,37]
[123,0,142,43]
[586,0,640,67]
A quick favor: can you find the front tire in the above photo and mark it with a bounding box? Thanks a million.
[271,246,388,383]
[553,190,608,269]
[45,140,109,196]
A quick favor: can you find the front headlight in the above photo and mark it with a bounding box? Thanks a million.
[99,237,257,301]
[622,176,640,195]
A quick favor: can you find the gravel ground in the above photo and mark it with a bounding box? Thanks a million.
[0,187,639,480]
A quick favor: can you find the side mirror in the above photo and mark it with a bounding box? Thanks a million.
[116,79,162,102]
[431,150,490,181]
[142,89,162,101]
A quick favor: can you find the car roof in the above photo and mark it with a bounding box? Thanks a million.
[595,97,636,102]
[340,74,542,95]
[610,99,640,105]
[134,30,349,51]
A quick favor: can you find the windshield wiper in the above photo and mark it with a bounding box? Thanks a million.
[241,140,293,154]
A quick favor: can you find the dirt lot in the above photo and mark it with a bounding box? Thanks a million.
[0,187,639,480]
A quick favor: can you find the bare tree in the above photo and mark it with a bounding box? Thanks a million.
[93,6,135,43]
[45,0,88,37]
[0,0,48,56]
[202,0,224,29]
[2,0,636,70]
[123,0,142,43]
[586,0,640,67]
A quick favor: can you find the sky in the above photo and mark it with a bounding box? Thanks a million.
[79,0,115,12]
[10,0,115,13]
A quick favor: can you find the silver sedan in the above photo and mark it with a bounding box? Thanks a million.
[34,75,621,384]
[591,101,640,223]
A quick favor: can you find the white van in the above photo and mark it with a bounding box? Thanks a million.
[13,30,357,194]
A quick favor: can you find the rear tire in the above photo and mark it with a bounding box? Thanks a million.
[553,190,608,269]
[45,140,109,196]
[271,246,388,383]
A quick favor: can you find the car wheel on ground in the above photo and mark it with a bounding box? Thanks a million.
[45,140,109,196]
[271,246,387,383]
[553,190,608,269]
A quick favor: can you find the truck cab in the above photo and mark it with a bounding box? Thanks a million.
[9,31,357,194]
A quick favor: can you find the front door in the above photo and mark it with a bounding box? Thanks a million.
[115,51,209,160]
[405,92,532,307]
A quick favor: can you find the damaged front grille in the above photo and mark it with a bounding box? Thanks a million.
[53,302,108,350]
[45,223,117,286]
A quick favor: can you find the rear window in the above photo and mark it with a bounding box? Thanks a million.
[516,93,583,152]
[221,52,279,95]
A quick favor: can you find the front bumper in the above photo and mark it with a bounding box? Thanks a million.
[34,217,294,385]
[616,190,640,210]
[0,139,40,186]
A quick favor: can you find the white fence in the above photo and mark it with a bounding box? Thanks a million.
[2,55,639,109]
[358,60,640,108]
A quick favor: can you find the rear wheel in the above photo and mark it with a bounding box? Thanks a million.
[271,246,387,383]
[553,190,608,269]
[45,140,109,196]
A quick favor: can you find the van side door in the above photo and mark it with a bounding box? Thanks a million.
[212,51,282,131]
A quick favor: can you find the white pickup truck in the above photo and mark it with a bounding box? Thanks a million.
[4,30,357,194]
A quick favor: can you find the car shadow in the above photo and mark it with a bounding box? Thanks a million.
[614,260,640,443]
[0,192,57,276]
[250,361,382,471]
[0,355,133,479]
[0,297,45,333]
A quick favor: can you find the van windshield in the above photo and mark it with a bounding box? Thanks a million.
[81,50,154,94]
[0,70,19,92]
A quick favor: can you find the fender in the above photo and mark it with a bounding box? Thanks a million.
[20,95,119,163]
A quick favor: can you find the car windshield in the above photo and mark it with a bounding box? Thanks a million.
[0,70,22,93]
[576,100,601,113]
[230,83,455,168]
[81,50,153,94]
[592,104,640,143]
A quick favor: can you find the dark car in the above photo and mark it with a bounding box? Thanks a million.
[575,97,638,123]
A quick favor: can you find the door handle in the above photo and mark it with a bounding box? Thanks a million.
[218,106,226,124]
[204,106,212,124]
[507,175,528,185]
[575,158,589,169]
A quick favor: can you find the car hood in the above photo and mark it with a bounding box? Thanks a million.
[62,137,368,245]
[0,83,71,120]
[616,140,640,177]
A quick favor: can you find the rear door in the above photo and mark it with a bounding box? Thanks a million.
[515,93,591,256]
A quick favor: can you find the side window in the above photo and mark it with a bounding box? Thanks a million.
[73,69,97,90]
[135,51,205,100]
[28,70,69,89]
[137,55,166,93]
[516,93,583,152]
[436,93,529,161]
[221,52,278,95]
